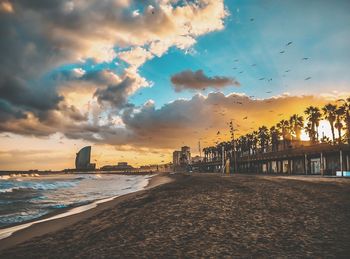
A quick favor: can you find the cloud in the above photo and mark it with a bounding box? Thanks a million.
[94,77,136,109]
[0,1,13,13]
[171,70,240,92]
[0,89,345,152]
[0,0,228,128]
[57,92,335,150]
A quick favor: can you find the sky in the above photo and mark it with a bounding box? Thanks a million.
[0,0,349,170]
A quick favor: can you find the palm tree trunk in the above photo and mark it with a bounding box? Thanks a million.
[337,127,342,144]
[331,124,335,143]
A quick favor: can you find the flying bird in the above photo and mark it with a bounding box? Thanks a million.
[302,57,309,60]
[286,41,293,46]
[239,71,243,74]
[259,77,265,80]
[285,69,291,73]
[280,50,285,54]
[250,18,254,22]
[266,91,272,93]
[252,64,256,66]
[305,77,312,80]
[243,116,248,120]
[217,131,220,135]
[234,59,239,62]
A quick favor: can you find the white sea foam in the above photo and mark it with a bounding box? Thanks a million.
[0,173,40,180]
[0,187,20,193]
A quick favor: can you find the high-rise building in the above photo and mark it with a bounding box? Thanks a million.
[173,146,191,166]
[173,151,181,166]
[180,146,191,165]
[75,146,95,170]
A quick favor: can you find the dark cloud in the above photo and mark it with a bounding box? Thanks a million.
[60,104,88,122]
[94,77,135,109]
[171,70,240,92]
[0,99,27,122]
[0,2,65,123]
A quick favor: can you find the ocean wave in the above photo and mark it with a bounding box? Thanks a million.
[49,204,69,209]
[0,174,40,180]
[0,187,21,193]
[0,181,78,193]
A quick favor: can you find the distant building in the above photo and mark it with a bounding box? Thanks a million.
[75,146,96,170]
[173,151,181,166]
[140,164,159,171]
[180,146,191,165]
[191,155,203,163]
[100,162,134,171]
[173,146,191,166]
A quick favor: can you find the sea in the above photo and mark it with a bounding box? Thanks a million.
[0,173,151,237]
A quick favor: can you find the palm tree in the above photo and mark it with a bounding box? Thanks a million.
[335,106,345,144]
[277,119,290,149]
[322,103,337,143]
[304,106,322,143]
[252,131,259,154]
[340,97,350,144]
[246,133,254,155]
[289,114,304,141]
[270,126,280,152]
[258,126,269,153]
[304,122,315,142]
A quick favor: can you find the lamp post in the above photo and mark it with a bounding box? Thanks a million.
[229,120,237,174]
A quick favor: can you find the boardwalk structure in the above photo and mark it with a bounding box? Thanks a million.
[191,143,350,175]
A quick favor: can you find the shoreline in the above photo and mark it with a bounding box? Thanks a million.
[0,173,173,251]
[0,173,349,257]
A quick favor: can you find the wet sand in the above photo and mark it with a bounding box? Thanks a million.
[0,173,349,258]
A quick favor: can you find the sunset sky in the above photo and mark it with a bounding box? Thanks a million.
[0,0,349,170]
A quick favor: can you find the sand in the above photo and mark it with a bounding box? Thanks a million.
[0,173,349,258]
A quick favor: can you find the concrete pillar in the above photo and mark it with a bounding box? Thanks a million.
[340,150,343,176]
[287,159,291,174]
[221,146,225,174]
[304,154,308,175]
[346,155,349,171]
[279,160,282,174]
[320,152,324,176]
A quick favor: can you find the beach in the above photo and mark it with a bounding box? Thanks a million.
[0,173,349,258]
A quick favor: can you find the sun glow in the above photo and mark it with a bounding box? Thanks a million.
[300,120,337,141]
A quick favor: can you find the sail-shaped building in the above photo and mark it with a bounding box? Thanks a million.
[75,146,95,170]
